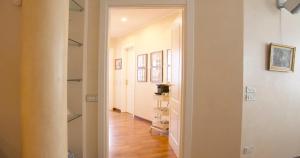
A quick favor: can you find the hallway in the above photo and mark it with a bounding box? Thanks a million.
[109,111,177,158]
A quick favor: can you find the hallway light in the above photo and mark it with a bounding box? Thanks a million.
[121,17,128,22]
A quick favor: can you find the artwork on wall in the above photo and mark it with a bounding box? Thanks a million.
[269,43,296,72]
[166,49,172,83]
[150,50,163,83]
[115,58,122,70]
[137,54,148,82]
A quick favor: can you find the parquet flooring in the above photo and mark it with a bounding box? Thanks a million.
[109,111,177,158]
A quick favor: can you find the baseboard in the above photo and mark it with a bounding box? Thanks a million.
[134,115,152,124]
[112,107,121,113]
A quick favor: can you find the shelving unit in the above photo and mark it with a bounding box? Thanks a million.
[68,0,84,157]
[69,0,84,12]
[151,94,170,135]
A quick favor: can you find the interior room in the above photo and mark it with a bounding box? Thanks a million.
[107,8,183,158]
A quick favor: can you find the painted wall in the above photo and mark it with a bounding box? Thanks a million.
[0,1,21,158]
[191,0,244,157]
[21,0,69,157]
[82,0,99,157]
[242,0,300,158]
[112,14,179,120]
[108,48,115,110]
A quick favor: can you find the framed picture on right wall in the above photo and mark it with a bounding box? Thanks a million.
[150,50,163,83]
[269,43,296,72]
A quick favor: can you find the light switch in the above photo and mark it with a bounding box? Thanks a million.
[245,86,256,101]
[246,93,256,101]
[243,146,254,155]
[246,87,256,93]
[86,95,98,102]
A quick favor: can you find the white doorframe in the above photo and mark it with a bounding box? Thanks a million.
[98,0,195,158]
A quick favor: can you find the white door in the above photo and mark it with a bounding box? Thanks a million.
[169,17,182,157]
[126,48,135,114]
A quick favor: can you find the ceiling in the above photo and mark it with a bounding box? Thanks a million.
[109,8,181,38]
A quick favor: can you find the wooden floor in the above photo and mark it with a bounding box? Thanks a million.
[109,111,177,158]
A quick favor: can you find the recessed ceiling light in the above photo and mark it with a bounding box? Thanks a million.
[121,17,128,22]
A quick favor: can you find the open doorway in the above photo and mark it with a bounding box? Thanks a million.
[107,8,183,158]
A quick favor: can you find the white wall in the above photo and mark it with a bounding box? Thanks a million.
[242,0,300,157]
[0,1,21,158]
[191,0,244,157]
[112,14,179,120]
[112,42,126,110]
[108,48,115,110]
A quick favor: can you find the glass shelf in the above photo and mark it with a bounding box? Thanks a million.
[67,79,82,82]
[68,38,83,47]
[68,113,82,123]
[69,0,84,12]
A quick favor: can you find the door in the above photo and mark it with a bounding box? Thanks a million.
[126,48,135,114]
[169,17,182,157]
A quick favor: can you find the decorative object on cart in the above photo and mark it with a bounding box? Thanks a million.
[166,49,172,83]
[155,84,170,95]
[269,43,296,72]
[150,50,163,83]
[115,58,122,70]
[137,54,148,82]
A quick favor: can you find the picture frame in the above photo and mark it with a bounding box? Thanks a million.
[150,50,163,83]
[166,49,172,83]
[269,43,296,72]
[137,54,148,82]
[115,58,122,70]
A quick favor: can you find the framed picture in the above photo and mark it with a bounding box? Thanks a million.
[150,50,163,83]
[137,54,148,82]
[115,58,122,70]
[269,43,296,72]
[166,49,172,83]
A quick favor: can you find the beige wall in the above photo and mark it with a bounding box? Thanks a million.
[242,0,300,158]
[191,0,244,157]
[0,1,21,158]
[111,14,178,120]
[82,0,99,157]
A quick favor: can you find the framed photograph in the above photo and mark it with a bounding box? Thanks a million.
[150,50,163,83]
[137,54,148,82]
[166,49,172,83]
[269,43,296,72]
[115,58,122,70]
